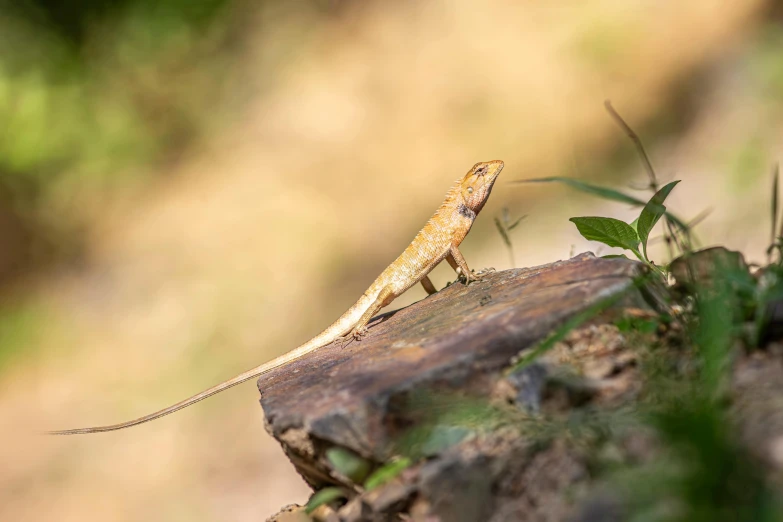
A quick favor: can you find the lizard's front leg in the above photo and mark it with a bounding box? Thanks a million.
[447,245,493,285]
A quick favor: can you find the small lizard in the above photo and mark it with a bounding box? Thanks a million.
[50,160,504,434]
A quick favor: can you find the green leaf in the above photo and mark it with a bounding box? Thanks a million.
[364,458,411,491]
[305,487,346,514]
[507,215,527,231]
[637,180,681,259]
[517,177,643,206]
[515,176,689,230]
[420,425,472,457]
[569,217,640,252]
[326,447,371,483]
[602,254,629,259]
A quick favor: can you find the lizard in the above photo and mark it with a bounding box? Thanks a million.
[49,159,504,435]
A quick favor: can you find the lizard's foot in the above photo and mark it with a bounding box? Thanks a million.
[459,267,494,285]
[337,326,368,348]
[475,267,495,276]
[336,334,354,348]
[351,326,368,341]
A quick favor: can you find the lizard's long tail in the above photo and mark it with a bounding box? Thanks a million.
[48,293,375,435]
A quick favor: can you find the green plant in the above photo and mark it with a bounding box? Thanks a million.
[304,451,412,513]
[568,179,679,275]
[494,207,526,267]
[623,253,781,522]
[305,487,347,514]
[515,101,699,275]
[513,102,783,520]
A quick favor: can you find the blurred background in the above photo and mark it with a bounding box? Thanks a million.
[0,0,780,520]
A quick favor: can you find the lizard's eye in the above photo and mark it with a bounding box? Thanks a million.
[467,187,474,194]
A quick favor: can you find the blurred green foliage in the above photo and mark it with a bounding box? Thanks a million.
[0,0,234,186]
[509,118,783,518]
[750,24,783,106]
[390,391,521,460]
[621,259,781,522]
[0,0,239,271]
[0,298,48,370]
[724,23,783,189]
[0,0,248,285]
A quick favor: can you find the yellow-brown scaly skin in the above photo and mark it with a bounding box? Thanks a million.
[50,160,504,434]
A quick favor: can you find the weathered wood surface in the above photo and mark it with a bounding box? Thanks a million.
[262,250,783,522]
[259,254,654,473]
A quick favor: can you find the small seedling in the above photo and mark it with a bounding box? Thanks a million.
[494,207,526,267]
[514,102,701,274]
[568,180,680,276]
[363,458,412,491]
[305,487,347,514]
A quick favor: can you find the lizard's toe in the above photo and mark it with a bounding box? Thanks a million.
[467,267,495,284]
[351,326,368,341]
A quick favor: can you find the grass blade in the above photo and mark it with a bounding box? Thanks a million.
[507,215,527,231]
[515,177,644,205]
[773,165,779,245]
[514,176,689,230]
[494,217,511,249]
[306,487,346,514]
[773,163,781,255]
[364,458,412,491]
[604,100,657,188]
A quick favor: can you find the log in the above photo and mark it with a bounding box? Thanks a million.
[262,250,783,522]
[260,253,663,521]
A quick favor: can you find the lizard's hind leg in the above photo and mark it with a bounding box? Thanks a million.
[349,286,395,341]
[421,275,438,295]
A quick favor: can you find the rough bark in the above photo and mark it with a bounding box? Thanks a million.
[262,251,783,521]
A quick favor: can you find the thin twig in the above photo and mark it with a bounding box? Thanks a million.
[685,208,712,231]
[604,100,658,190]
[774,163,782,258]
[665,218,687,256]
[667,214,697,256]
[665,219,680,255]
[772,164,779,247]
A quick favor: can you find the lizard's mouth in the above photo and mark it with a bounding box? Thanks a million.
[481,163,503,188]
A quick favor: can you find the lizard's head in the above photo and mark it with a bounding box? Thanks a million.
[460,160,504,214]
